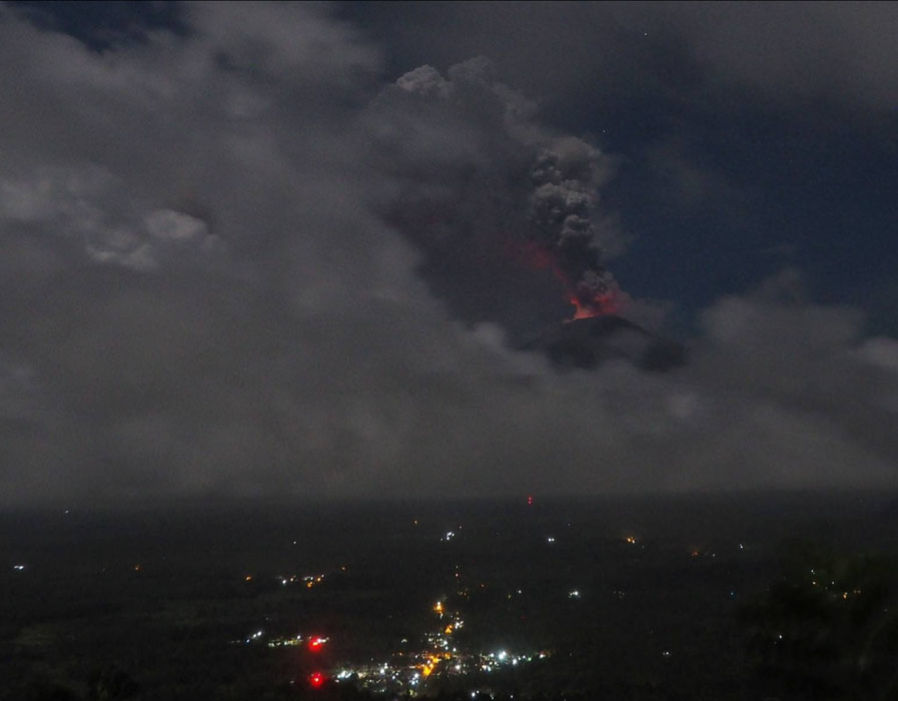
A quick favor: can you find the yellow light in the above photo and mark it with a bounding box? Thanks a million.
[444,625,453,635]
[306,581,314,589]
[245,575,253,582]
[434,601,443,614]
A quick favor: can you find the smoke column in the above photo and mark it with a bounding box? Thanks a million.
[368,58,622,339]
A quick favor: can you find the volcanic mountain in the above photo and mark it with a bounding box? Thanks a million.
[522,315,686,372]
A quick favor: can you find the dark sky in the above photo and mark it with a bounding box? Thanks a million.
[1,2,896,505]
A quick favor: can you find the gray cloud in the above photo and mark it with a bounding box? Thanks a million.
[351,2,898,113]
[0,4,894,506]
[364,57,624,339]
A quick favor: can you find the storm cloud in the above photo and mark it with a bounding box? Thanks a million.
[0,3,895,505]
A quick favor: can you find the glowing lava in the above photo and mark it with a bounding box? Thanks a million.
[569,290,620,320]
[508,239,622,321]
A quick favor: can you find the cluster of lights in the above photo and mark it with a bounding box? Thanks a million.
[271,572,326,588]
[239,630,265,645]
[306,592,550,696]
[308,636,329,651]
[266,635,304,648]
[236,631,329,650]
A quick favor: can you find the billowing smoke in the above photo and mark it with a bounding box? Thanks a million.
[529,142,619,319]
[366,58,622,341]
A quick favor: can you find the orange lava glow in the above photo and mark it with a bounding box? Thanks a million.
[506,238,625,321]
[569,291,620,320]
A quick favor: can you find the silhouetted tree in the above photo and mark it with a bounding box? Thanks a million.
[740,542,898,700]
[85,665,138,701]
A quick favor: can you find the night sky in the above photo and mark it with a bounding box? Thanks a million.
[1,2,896,505]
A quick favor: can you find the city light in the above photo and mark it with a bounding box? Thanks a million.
[308,636,328,652]
[308,671,326,688]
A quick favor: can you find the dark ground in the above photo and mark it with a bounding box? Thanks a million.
[2,492,897,700]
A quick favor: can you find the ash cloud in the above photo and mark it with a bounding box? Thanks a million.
[366,58,622,340]
[0,4,894,505]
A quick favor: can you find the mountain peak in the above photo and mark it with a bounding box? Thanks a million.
[522,315,686,372]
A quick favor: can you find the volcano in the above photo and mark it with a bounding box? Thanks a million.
[523,315,686,372]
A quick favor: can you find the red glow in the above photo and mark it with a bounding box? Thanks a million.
[569,290,621,320]
[527,495,533,506]
[504,237,624,321]
[308,671,326,688]
[507,239,555,271]
[308,636,327,652]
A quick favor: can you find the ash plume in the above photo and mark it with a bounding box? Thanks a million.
[367,58,622,341]
[528,142,619,318]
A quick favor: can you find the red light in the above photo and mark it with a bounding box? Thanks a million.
[527,495,533,505]
[308,671,326,688]
[308,636,327,652]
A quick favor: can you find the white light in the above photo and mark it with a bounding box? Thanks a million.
[498,650,507,661]
[546,536,555,543]
[13,564,25,571]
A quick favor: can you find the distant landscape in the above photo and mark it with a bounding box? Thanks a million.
[3,492,898,700]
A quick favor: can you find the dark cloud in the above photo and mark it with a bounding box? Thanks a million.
[364,57,624,340]
[346,2,898,113]
[0,4,895,505]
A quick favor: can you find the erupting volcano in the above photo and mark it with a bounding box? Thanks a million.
[569,288,620,320]
[384,60,673,358]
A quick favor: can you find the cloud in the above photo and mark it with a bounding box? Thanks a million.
[351,3,898,114]
[640,2,898,110]
[0,5,894,506]
[364,57,624,337]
